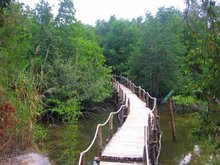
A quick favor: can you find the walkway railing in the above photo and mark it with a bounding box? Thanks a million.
[78,80,130,165]
[78,75,162,165]
[114,75,162,165]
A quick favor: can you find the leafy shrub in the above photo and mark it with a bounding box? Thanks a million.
[172,95,197,106]
[52,98,81,122]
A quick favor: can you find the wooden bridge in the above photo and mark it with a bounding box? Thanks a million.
[78,76,162,165]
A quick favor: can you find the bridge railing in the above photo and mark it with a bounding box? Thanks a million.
[113,75,156,111]
[78,81,130,165]
[113,75,162,165]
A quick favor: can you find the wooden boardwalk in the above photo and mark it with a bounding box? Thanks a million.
[78,76,161,165]
[100,84,153,164]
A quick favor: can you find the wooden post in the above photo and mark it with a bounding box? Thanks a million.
[122,77,125,86]
[143,145,147,165]
[98,126,103,157]
[117,82,120,92]
[128,99,130,115]
[119,86,122,101]
[143,92,146,102]
[168,98,176,142]
[144,126,147,146]
[126,78,128,87]
[143,126,148,165]
[138,86,142,100]
[118,86,120,100]
[124,93,127,105]
[109,115,113,139]
[132,83,135,93]
[146,94,149,107]
[80,154,85,165]
[148,115,152,145]
[153,102,158,120]
[120,107,125,126]
[148,115,155,165]
[153,128,158,156]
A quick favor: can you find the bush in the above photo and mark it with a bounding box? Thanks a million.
[172,95,197,106]
[52,98,81,122]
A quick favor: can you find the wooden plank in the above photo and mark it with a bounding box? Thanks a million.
[101,84,153,163]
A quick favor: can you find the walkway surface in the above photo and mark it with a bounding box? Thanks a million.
[100,84,153,164]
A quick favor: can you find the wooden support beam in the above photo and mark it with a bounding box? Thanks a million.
[168,98,176,142]
[124,93,127,105]
[98,127,103,158]
[153,129,158,156]
[109,115,113,139]
[143,144,147,165]
[120,107,125,126]
[146,94,149,107]
[138,86,142,100]
[128,99,130,115]
[80,154,85,165]
[125,78,128,87]
[143,92,146,102]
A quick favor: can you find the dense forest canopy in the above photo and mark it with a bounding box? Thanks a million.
[1,0,220,163]
[96,0,220,99]
[0,0,112,157]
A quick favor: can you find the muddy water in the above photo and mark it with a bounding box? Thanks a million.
[158,107,194,164]
[44,106,199,165]
[44,111,111,165]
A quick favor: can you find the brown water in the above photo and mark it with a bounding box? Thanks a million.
[44,106,201,165]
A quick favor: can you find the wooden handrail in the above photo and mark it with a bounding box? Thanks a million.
[78,75,161,165]
[78,104,127,165]
[113,75,161,165]
[113,75,157,113]
[78,79,129,165]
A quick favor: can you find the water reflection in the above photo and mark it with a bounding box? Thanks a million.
[178,145,201,165]
[179,153,192,165]
[43,111,111,164]
[158,106,194,165]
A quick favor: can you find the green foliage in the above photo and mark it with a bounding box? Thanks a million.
[96,17,139,75]
[172,95,198,106]
[34,0,53,25]
[55,0,76,26]
[33,124,48,145]
[52,98,81,122]
[0,0,12,8]
[59,123,78,165]
[29,0,113,115]
[189,107,220,164]
[70,25,113,102]
[0,0,113,155]
[185,0,220,99]
[191,108,216,139]
[183,3,220,159]
[129,7,186,96]
[2,0,219,162]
